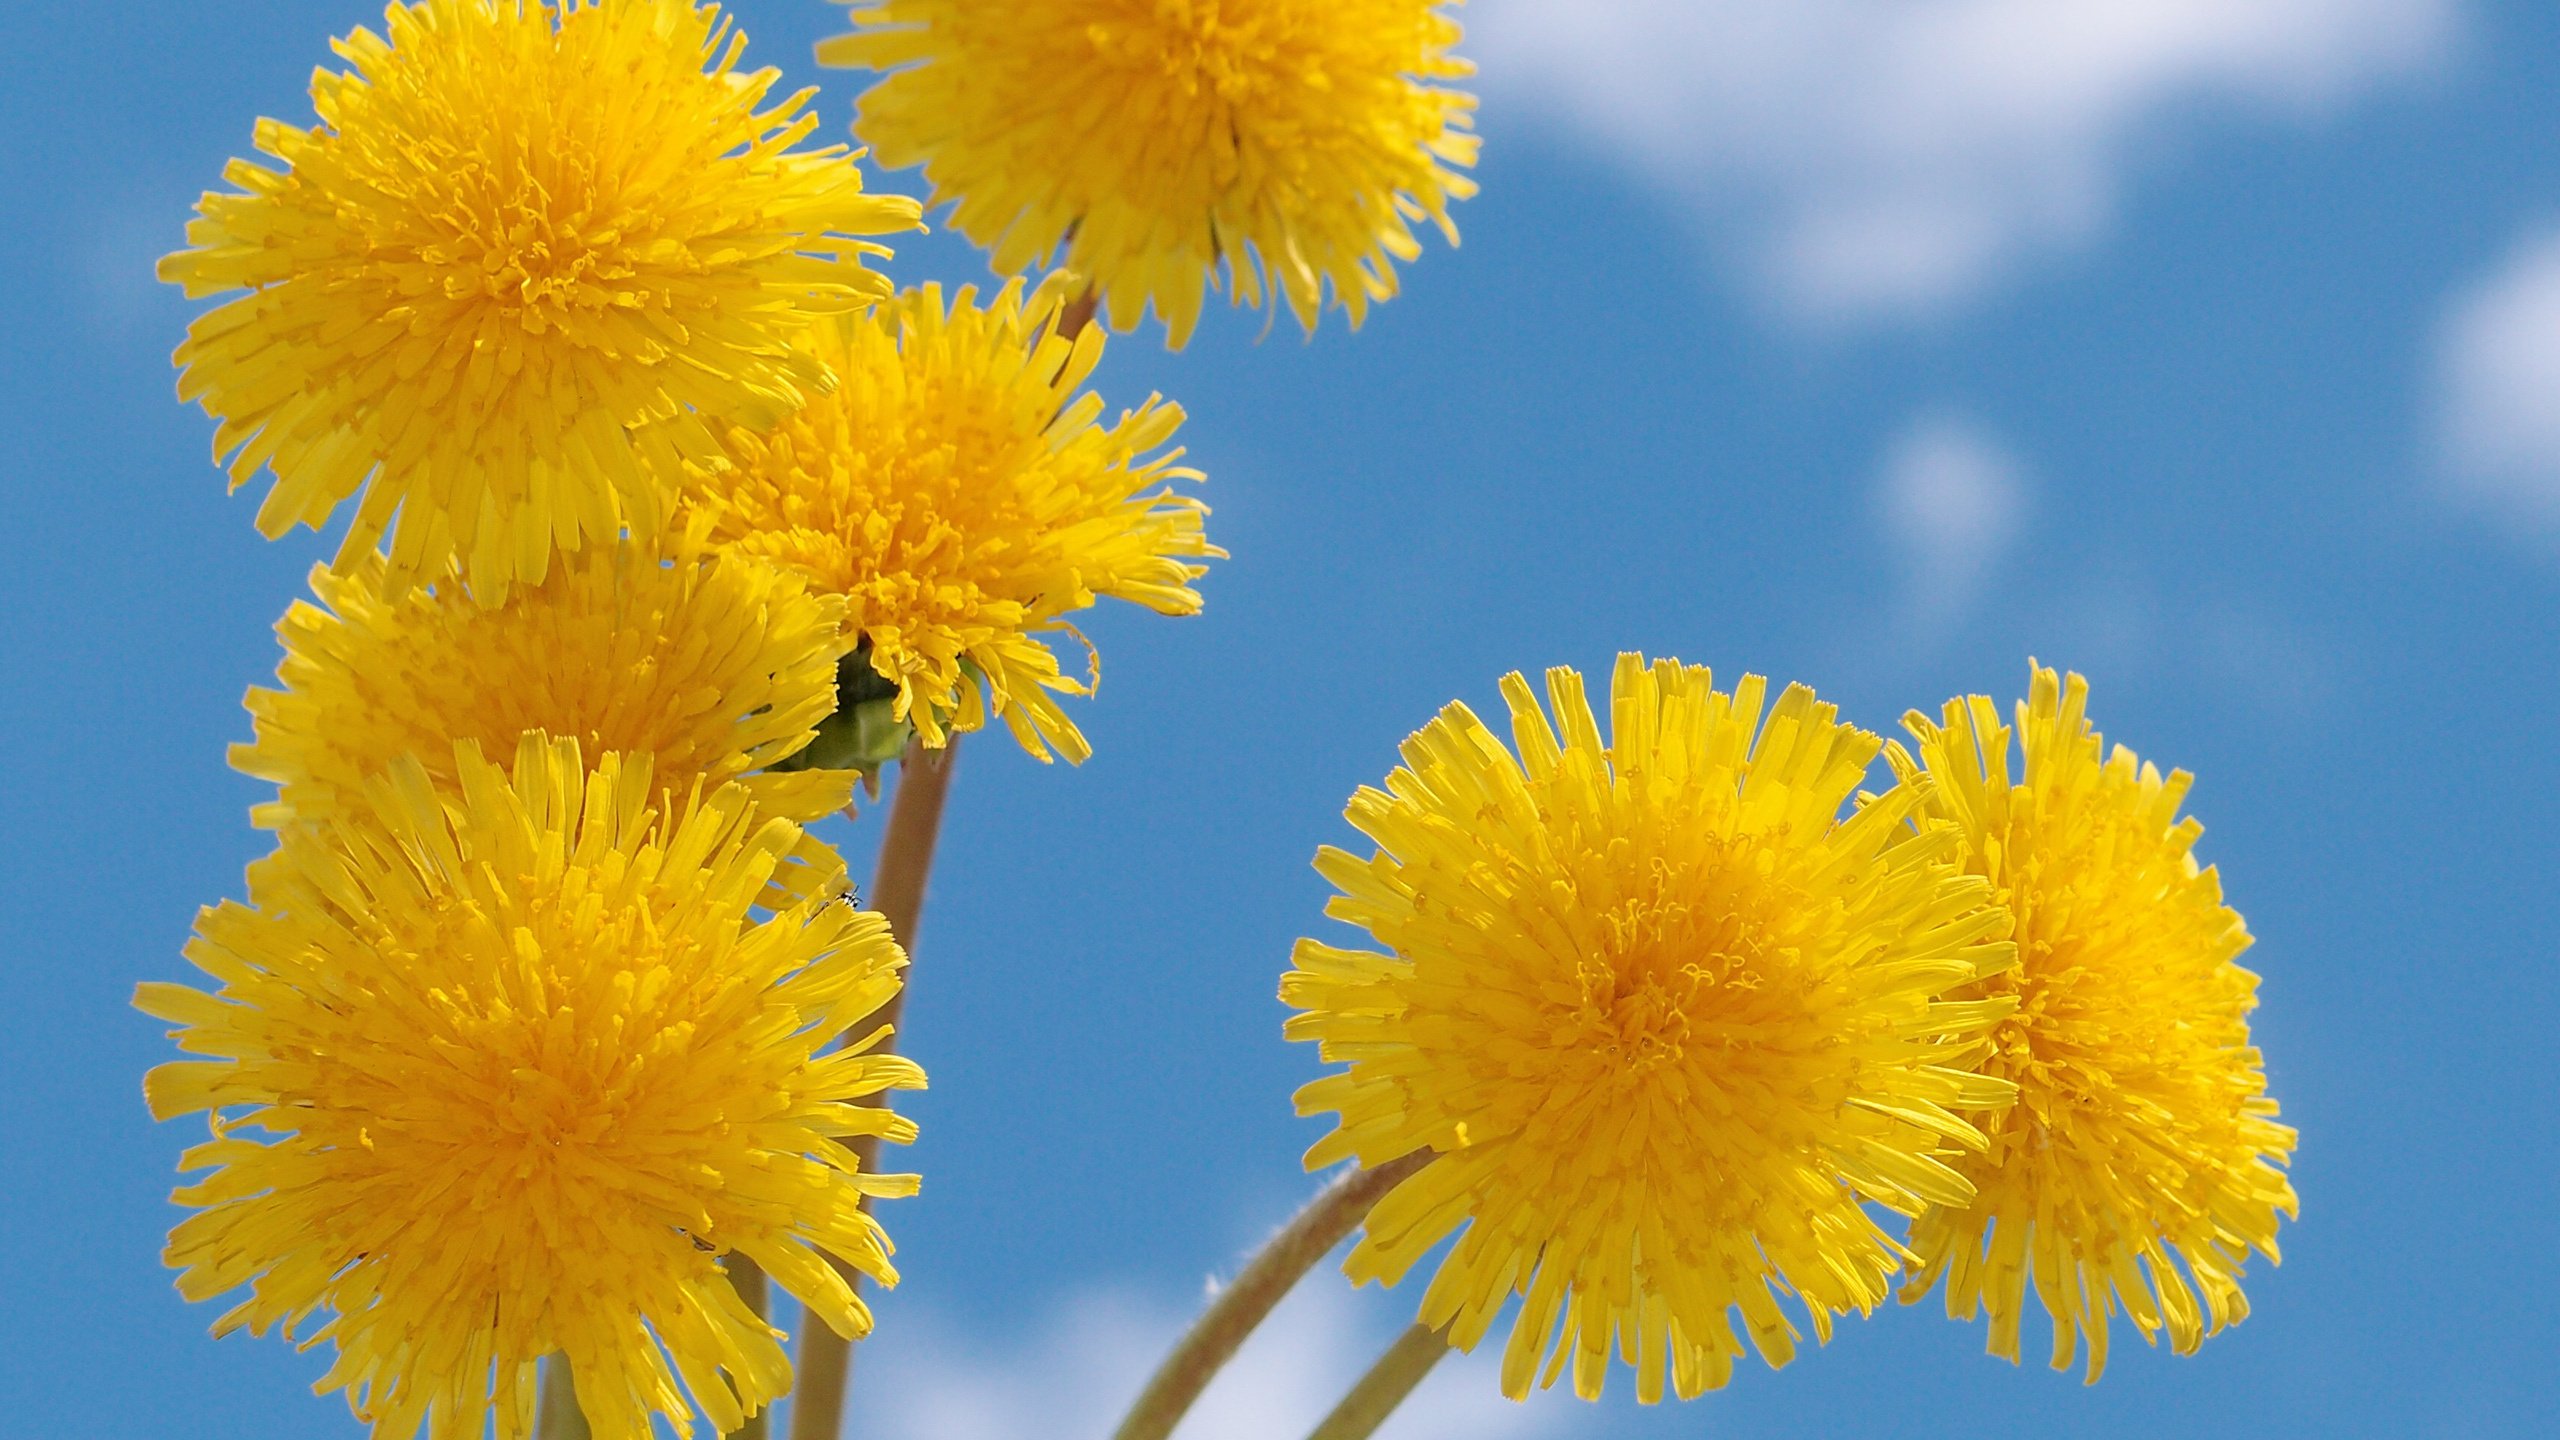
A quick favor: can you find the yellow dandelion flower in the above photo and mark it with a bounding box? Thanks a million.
[681,275,1219,763]
[160,0,922,595]
[1889,664,2297,1380]
[231,540,859,838]
[820,0,1479,347]
[1281,655,2018,1403]
[136,736,924,1440]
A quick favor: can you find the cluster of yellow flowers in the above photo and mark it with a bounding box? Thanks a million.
[137,3,2291,1438]
[1284,657,2296,1405]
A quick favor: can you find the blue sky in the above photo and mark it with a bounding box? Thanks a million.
[4,1,2556,1436]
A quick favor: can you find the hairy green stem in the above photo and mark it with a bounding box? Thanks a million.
[731,1253,770,1440]
[1111,1151,1434,1440]
[537,1355,591,1440]
[1307,1324,1452,1440]
[788,737,960,1440]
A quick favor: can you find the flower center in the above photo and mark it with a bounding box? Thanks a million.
[384,111,652,346]
[1562,888,1768,1077]
[490,1062,610,1157]
[1567,963,1698,1073]
[1084,1,1277,106]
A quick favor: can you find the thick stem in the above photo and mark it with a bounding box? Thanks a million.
[731,1255,771,1440]
[1055,285,1100,342]
[788,738,960,1440]
[1111,1152,1434,1440]
[539,1268,777,1440]
[537,1356,591,1440]
[1307,1325,1452,1440]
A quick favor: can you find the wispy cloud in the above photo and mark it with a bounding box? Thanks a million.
[853,1274,1582,1440]
[72,193,191,346]
[1472,0,2456,321]
[2436,224,2560,533]
[1876,413,2028,638]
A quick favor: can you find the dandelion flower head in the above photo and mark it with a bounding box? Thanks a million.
[1282,655,2018,1402]
[232,540,860,838]
[821,0,1478,347]
[138,737,924,1439]
[160,0,921,595]
[1890,664,2298,1379]
[681,275,1218,763]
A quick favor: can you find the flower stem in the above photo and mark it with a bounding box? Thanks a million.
[731,1254,770,1440]
[1110,1151,1434,1440]
[537,1355,591,1440]
[1307,1324,1452,1440]
[789,737,960,1440]
[1056,284,1100,342]
[540,1263,777,1440]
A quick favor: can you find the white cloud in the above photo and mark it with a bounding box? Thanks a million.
[76,198,187,343]
[852,1276,1581,1440]
[2437,225,2560,530]
[1472,0,2456,320]
[1876,413,2027,634]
